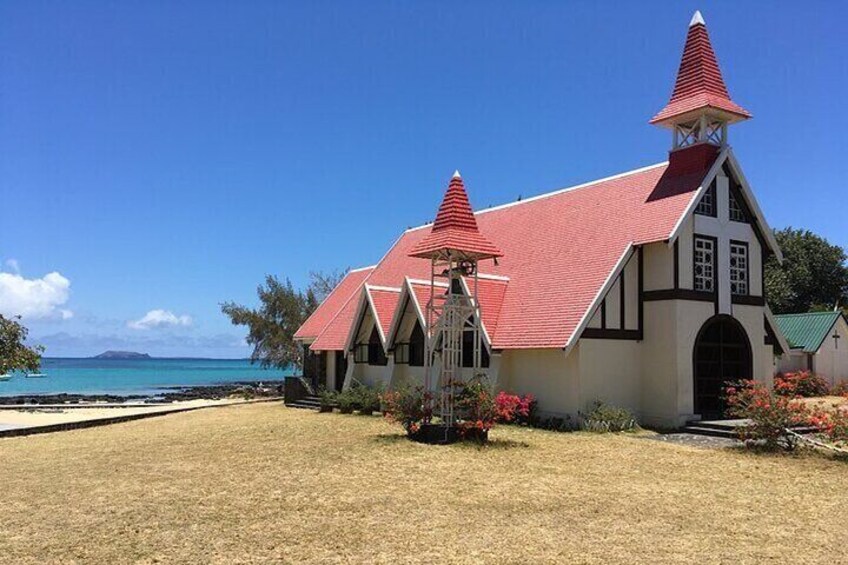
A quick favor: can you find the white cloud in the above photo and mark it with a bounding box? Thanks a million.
[128,309,193,330]
[0,270,73,320]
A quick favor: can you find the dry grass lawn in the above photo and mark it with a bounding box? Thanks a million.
[1,403,847,564]
[801,395,848,413]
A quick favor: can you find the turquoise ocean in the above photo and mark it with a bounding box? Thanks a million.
[0,358,293,397]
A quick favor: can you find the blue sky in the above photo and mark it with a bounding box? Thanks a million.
[1,1,846,357]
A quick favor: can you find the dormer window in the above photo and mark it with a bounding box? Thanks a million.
[695,184,716,217]
[409,322,425,367]
[353,344,368,364]
[367,326,387,366]
[395,322,426,367]
[461,316,490,368]
[729,190,747,223]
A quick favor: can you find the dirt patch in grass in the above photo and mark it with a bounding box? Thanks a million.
[1,404,846,564]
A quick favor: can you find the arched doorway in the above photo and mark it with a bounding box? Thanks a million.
[693,315,752,417]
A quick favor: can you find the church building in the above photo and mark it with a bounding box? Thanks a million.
[294,12,788,427]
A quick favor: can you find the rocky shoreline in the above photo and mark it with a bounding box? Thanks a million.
[0,381,285,406]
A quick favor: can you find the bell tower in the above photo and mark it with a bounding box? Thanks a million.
[650,11,751,150]
[408,171,502,435]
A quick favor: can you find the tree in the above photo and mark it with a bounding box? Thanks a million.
[765,228,848,314]
[0,315,44,375]
[308,269,347,303]
[221,270,347,370]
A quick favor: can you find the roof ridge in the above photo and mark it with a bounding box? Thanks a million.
[405,161,668,233]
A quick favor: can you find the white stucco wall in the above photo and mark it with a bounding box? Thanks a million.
[812,317,848,387]
[577,339,642,416]
[500,348,580,418]
[778,352,808,374]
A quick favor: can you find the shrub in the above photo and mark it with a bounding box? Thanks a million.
[809,407,848,448]
[579,401,637,432]
[773,371,830,398]
[336,389,357,414]
[454,378,497,437]
[831,380,848,396]
[380,386,429,434]
[317,388,336,412]
[494,391,536,425]
[354,384,382,415]
[725,380,811,450]
[532,415,576,432]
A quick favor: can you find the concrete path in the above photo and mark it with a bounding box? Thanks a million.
[0,397,283,438]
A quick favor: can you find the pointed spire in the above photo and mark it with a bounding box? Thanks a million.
[689,10,705,27]
[650,11,750,126]
[408,172,502,260]
[452,169,462,179]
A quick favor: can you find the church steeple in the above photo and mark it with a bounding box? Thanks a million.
[408,171,502,261]
[651,11,751,150]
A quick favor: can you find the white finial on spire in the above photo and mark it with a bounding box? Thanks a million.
[689,10,705,27]
[452,170,462,179]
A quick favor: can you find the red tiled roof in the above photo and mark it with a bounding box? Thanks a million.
[368,286,401,340]
[464,277,509,342]
[408,173,502,260]
[305,152,716,350]
[295,267,373,340]
[650,14,750,125]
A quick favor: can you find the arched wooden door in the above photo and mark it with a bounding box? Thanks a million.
[693,315,752,417]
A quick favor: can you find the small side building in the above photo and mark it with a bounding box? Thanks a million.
[775,312,848,388]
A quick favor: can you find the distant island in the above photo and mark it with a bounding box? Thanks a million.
[93,351,151,360]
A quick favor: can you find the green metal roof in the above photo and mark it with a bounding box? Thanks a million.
[773,312,843,353]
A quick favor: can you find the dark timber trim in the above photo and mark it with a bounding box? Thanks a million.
[619,267,626,330]
[643,289,715,302]
[731,295,765,306]
[601,299,607,330]
[582,328,642,340]
[673,239,680,290]
[637,246,644,336]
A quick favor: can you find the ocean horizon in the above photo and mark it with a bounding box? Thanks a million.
[0,357,294,397]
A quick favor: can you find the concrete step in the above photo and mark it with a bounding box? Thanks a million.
[286,395,322,410]
[680,425,739,439]
[687,419,748,432]
[287,402,320,410]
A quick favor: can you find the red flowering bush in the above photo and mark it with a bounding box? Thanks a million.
[380,386,430,435]
[807,404,848,448]
[725,380,811,450]
[494,391,536,424]
[455,379,497,437]
[773,371,830,398]
[831,380,848,396]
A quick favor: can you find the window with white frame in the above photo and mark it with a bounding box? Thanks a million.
[730,241,749,295]
[729,190,747,222]
[695,184,716,216]
[694,236,715,292]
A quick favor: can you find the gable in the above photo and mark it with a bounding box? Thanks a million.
[341,285,401,354]
[669,146,782,262]
[295,266,373,341]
